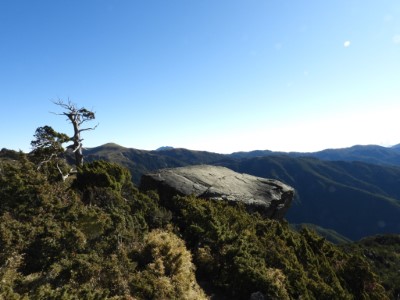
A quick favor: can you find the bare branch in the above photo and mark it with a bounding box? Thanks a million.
[66,141,83,153]
[36,153,58,171]
[52,98,76,110]
[56,163,77,182]
[56,163,69,181]
[78,123,99,133]
[47,99,97,167]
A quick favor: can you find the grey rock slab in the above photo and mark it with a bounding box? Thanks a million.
[140,165,295,219]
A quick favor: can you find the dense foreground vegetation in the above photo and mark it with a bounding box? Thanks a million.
[82,143,400,241]
[348,235,400,299]
[0,153,393,299]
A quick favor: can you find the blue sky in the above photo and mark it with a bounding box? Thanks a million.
[1,0,399,153]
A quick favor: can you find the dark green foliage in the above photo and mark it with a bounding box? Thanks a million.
[74,160,171,229]
[0,156,193,298]
[0,153,47,214]
[170,195,389,299]
[346,235,400,299]
[73,160,134,209]
[0,148,20,160]
[30,126,71,182]
[0,154,392,299]
[292,223,352,244]
[31,126,70,156]
[75,160,132,193]
[82,144,400,241]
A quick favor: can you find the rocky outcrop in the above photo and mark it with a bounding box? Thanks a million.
[139,165,294,219]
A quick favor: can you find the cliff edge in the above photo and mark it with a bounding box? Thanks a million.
[140,165,294,219]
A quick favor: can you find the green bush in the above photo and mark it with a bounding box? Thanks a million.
[131,229,207,300]
[0,155,390,299]
[75,160,132,192]
[170,195,389,299]
[346,235,400,299]
[0,156,188,298]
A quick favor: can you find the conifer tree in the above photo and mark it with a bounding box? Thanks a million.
[31,100,97,180]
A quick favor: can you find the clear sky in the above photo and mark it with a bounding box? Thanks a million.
[1,0,399,154]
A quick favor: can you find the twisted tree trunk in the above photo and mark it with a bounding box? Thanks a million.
[54,100,97,168]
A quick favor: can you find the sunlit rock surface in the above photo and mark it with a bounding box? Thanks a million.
[140,165,295,219]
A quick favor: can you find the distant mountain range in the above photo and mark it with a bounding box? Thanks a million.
[220,155,400,241]
[82,143,400,241]
[231,144,400,166]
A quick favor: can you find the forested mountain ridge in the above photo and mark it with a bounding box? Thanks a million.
[230,144,400,166]
[2,100,397,298]
[0,153,391,299]
[6,143,400,240]
[220,156,400,240]
[82,143,400,240]
[83,143,227,183]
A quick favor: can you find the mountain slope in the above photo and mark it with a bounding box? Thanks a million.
[84,144,400,240]
[84,143,226,183]
[231,144,400,166]
[291,223,353,244]
[349,234,400,298]
[307,145,400,166]
[219,156,400,240]
[0,155,389,299]
[391,143,400,151]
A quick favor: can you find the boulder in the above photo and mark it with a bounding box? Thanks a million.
[139,165,294,219]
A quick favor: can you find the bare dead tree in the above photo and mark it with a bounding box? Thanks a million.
[52,99,98,167]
